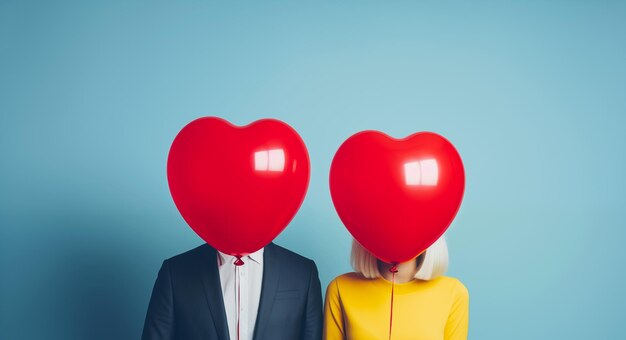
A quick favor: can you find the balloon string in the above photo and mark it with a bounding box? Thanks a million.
[389,263,398,340]
[234,256,244,340]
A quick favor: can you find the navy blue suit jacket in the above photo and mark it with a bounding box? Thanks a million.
[142,243,322,340]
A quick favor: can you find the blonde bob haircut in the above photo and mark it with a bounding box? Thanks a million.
[351,235,449,280]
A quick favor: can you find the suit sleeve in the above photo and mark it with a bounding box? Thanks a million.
[142,260,175,340]
[323,279,344,340]
[444,280,469,340]
[301,260,323,340]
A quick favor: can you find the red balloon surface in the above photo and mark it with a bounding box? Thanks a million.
[167,117,310,256]
[329,131,465,264]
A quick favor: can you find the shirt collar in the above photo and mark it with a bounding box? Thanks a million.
[217,247,264,266]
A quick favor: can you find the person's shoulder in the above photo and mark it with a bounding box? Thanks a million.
[328,272,369,289]
[334,272,367,283]
[325,272,379,299]
[432,276,469,298]
[267,242,315,267]
[164,243,212,266]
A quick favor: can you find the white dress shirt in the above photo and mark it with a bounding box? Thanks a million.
[217,248,264,340]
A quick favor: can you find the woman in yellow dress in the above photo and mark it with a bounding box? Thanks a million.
[323,236,469,340]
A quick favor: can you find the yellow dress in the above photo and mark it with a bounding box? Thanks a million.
[323,273,469,340]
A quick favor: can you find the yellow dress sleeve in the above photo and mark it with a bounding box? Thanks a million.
[444,279,470,340]
[323,279,345,340]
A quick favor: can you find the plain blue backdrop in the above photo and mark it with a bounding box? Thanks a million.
[1,1,625,339]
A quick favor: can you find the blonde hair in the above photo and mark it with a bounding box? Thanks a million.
[350,235,449,280]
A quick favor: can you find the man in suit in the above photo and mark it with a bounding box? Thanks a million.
[142,242,322,340]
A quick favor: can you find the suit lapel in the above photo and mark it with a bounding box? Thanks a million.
[252,243,280,340]
[199,244,230,340]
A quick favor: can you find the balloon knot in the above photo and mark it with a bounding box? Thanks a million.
[389,263,399,273]
[234,256,245,266]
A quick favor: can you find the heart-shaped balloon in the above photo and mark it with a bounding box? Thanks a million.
[167,117,310,256]
[329,131,465,264]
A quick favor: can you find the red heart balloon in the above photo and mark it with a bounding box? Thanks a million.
[329,131,465,264]
[167,117,310,256]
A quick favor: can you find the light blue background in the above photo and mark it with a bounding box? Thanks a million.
[1,1,625,339]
